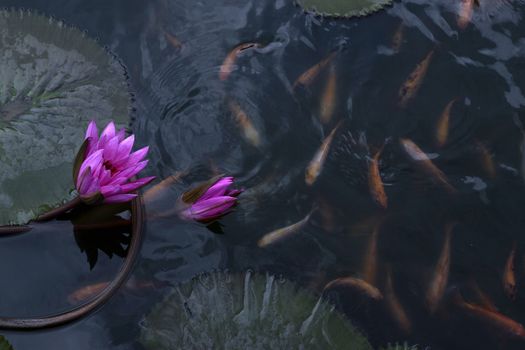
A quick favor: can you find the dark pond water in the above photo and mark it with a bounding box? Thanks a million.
[1,0,525,348]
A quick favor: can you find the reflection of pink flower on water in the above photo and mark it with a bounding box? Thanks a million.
[75,120,155,204]
[180,176,242,223]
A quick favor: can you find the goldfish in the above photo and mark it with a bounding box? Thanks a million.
[457,0,478,30]
[258,211,312,247]
[319,64,337,124]
[323,276,383,300]
[455,293,525,339]
[228,99,262,148]
[143,171,186,204]
[305,120,343,186]
[503,242,517,301]
[391,23,405,54]
[385,267,412,334]
[400,138,456,193]
[368,145,388,209]
[436,99,456,148]
[468,279,498,312]
[219,42,260,81]
[164,31,182,50]
[363,223,380,286]
[293,51,337,90]
[398,50,434,108]
[474,141,496,179]
[68,282,108,304]
[68,280,157,304]
[317,196,336,232]
[426,223,454,313]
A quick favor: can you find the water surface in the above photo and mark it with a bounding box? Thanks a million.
[1,0,525,348]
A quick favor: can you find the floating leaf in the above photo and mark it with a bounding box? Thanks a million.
[295,0,392,18]
[140,271,372,349]
[0,10,130,226]
[0,336,13,350]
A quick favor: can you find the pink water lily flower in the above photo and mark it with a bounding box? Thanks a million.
[74,120,155,204]
[180,176,242,223]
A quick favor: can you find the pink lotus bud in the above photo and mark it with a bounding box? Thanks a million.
[179,176,242,223]
[73,120,155,204]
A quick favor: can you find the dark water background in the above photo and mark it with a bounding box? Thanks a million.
[1,0,525,348]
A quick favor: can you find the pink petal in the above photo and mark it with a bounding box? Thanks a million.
[114,146,149,169]
[85,121,99,154]
[104,194,137,203]
[199,177,233,201]
[100,121,116,140]
[189,196,237,221]
[105,176,130,186]
[101,185,122,197]
[78,150,103,179]
[115,160,148,179]
[116,128,126,142]
[116,135,135,161]
[103,136,120,162]
[227,189,243,197]
[85,120,98,139]
[77,167,92,194]
[120,176,155,192]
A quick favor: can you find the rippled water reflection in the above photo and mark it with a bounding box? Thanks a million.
[2,0,525,348]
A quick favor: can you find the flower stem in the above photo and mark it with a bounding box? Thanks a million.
[0,225,31,236]
[35,196,83,222]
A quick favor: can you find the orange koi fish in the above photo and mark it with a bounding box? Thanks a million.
[391,23,405,54]
[219,42,260,81]
[503,242,517,301]
[305,120,343,186]
[400,138,456,193]
[457,0,478,30]
[293,51,337,89]
[456,294,525,339]
[468,279,498,312]
[164,31,182,49]
[426,223,454,313]
[436,99,457,148]
[228,99,262,148]
[324,276,384,300]
[363,223,380,286]
[143,171,186,204]
[385,267,412,334]
[368,146,388,208]
[474,141,496,179]
[68,280,156,304]
[258,212,312,247]
[319,64,337,124]
[398,50,434,108]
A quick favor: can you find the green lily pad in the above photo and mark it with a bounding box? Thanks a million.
[295,0,392,18]
[0,336,13,350]
[140,271,372,349]
[0,10,130,226]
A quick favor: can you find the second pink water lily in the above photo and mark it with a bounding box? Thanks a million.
[75,120,155,204]
[179,176,242,223]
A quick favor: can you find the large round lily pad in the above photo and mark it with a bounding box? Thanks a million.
[0,10,130,226]
[295,0,393,18]
[140,271,372,349]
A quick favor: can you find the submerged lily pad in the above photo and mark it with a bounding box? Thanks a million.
[140,271,372,349]
[0,336,13,350]
[295,0,392,18]
[0,10,130,226]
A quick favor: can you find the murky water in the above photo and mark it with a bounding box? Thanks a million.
[1,0,525,348]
